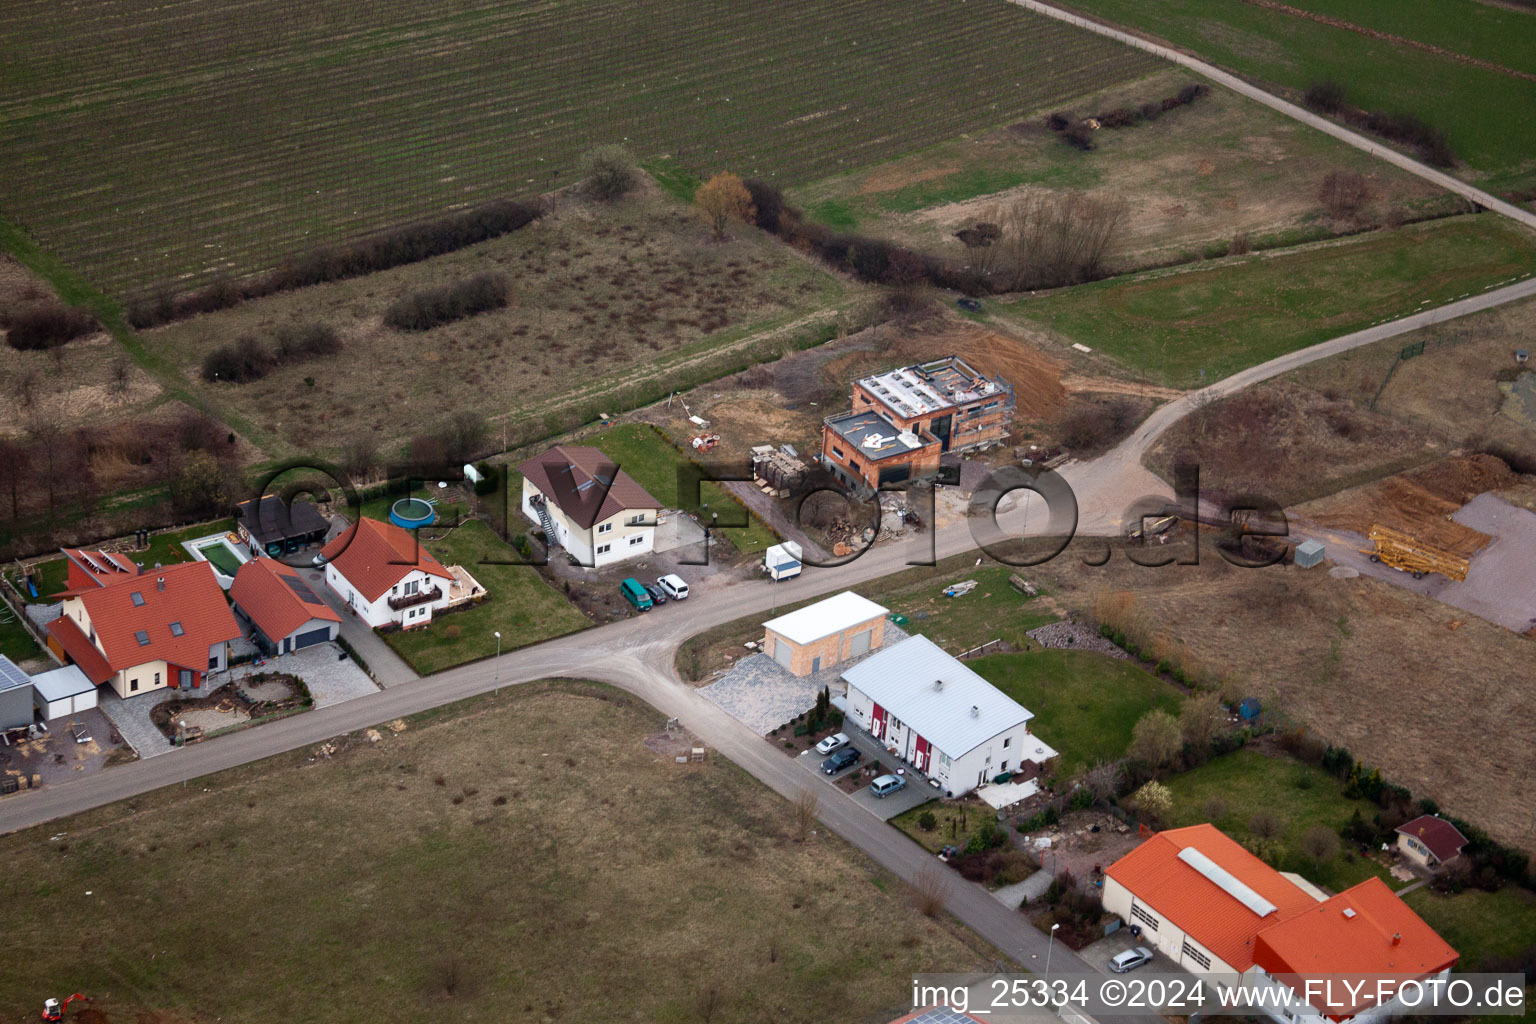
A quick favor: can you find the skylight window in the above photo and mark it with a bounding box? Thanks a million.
[135,630,151,647]
[131,592,145,607]
[169,621,185,637]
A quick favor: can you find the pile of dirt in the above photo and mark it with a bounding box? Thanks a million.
[943,325,1067,420]
[1303,454,1516,557]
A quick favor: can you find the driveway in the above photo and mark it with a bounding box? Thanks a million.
[98,687,179,758]
[303,569,419,687]
[228,643,379,708]
[1079,927,1191,979]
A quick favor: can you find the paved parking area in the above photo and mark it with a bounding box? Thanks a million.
[229,643,378,708]
[1079,926,1190,977]
[99,687,180,758]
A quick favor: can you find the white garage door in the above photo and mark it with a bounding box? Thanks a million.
[773,638,793,669]
[848,629,872,658]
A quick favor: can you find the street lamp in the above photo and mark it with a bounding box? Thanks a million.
[1045,922,1060,994]
[493,631,501,696]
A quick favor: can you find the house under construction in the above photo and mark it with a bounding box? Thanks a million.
[820,356,1013,490]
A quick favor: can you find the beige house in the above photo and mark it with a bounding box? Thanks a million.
[1394,814,1469,873]
[762,591,888,677]
[518,446,662,568]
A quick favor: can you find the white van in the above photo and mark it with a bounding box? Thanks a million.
[763,541,802,581]
[657,574,689,600]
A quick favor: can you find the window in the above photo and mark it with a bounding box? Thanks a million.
[628,534,644,546]
[130,591,145,607]
[130,679,139,692]
[1130,903,1160,931]
[1003,737,1011,748]
[134,630,150,647]
[154,672,160,685]
[1180,941,1211,970]
[403,579,419,596]
[940,753,951,767]
[208,655,218,669]
[628,514,646,525]
[596,543,611,555]
[832,446,845,459]
[889,716,901,731]
[1000,760,1009,772]
[597,523,613,534]
[169,621,184,637]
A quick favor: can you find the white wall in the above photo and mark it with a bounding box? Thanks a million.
[521,478,657,568]
[1100,877,1238,975]
[325,563,447,629]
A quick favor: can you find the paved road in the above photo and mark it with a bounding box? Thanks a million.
[1014,0,1536,233]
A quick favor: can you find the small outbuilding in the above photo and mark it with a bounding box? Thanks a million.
[29,665,97,721]
[1395,815,1469,873]
[235,493,332,558]
[761,591,888,676]
[230,557,342,655]
[1294,539,1326,569]
[0,656,34,732]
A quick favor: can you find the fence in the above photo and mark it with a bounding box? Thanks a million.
[958,638,1004,660]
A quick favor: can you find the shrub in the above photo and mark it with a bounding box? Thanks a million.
[384,273,510,331]
[743,178,786,234]
[1099,624,1113,637]
[1319,169,1373,220]
[1068,787,1095,812]
[272,322,341,360]
[1062,123,1096,150]
[202,334,272,382]
[578,145,640,201]
[1045,111,1072,131]
[1098,107,1138,128]
[1305,79,1347,114]
[1175,84,1208,105]
[1138,101,1162,122]
[917,811,937,832]
[4,302,99,350]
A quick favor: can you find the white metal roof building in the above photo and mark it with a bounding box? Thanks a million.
[761,591,887,645]
[30,664,97,720]
[0,656,33,732]
[841,634,1055,796]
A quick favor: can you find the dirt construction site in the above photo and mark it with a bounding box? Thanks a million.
[1292,454,1536,633]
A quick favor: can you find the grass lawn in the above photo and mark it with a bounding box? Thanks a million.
[16,518,236,604]
[0,681,985,1021]
[968,649,1183,778]
[0,608,41,663]
[893,799,999,855]
[588,423,778,557]
[887,565,1055,654]
[1000,216,1536,386]
[382,520,590,674]
[1161,747,1395,893]
[358,486,469,527]
[1054,0,1536,191]
[1404,886,1536,972]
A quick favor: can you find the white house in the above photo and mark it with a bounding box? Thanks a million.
[840,634,1055,796]
[517,445,661,568]
[1103,825,1458,1023]
[319,517,454,629]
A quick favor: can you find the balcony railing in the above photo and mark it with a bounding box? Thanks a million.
[387,585,442,611]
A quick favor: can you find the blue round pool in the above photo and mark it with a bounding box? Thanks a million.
[390,497,436,530]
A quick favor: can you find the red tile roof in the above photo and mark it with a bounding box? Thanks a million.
[1394,815,1469,862]
[1105,824,1319,970]
[46,615,116,685]
[57,559,239,676]
[1255,876,1457,1018]
[57,547,140,596]
[231,557,340,642]
[517,445,660,529]
[319,517,454,603]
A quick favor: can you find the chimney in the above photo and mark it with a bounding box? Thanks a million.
[970,705,979,718]
[934,679,944,691]
[1392,933,1401,946]
[156,576,165,592]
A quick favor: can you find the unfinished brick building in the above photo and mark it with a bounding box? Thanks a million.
[820,356,1014,490]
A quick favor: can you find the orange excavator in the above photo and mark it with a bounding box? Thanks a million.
[42,994,88,1021]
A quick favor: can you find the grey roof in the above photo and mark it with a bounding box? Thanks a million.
[29,664,94,701]
[0,656,29,694]
[841,634,1034,759]
[824,411,929,462]
[1296,540,1325,556]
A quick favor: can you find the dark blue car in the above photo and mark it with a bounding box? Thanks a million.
[821,747,861,774]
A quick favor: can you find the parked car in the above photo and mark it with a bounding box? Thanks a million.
[869,774,907,798]
[657,573,689,599]
[1109,947,1154,974]
[814,732,850,756]
[821,747,860,774]
[619,577,653,611]
[642,581,668,606]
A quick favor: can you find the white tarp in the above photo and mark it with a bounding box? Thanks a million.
[977,777,1039,810]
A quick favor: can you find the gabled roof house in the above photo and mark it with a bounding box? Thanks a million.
[517,445,661,567]
[319,517,454,629]
[45,558,240,699]
[230,557,341,655]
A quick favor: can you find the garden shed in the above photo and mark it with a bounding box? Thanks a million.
[30,664,97,721]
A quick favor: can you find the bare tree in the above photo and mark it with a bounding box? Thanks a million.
[695,983,724,1023]
[1129,708,1181,770]
[1202,796,1229,821]
[792,786,820,841]
[1180,692,1225,751]
[912,864,949,918]
[0,438,29,522]
[1318,170,1372,221]
[1081,759,1126,802]
[26,412,64,534]
[1249,811,1282,840]
[108,358,132,397]
[695,172,755,241]
[992,191,1127,290]
[1302,825,1340,866]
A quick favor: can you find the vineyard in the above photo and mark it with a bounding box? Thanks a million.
[0,0,1159,297]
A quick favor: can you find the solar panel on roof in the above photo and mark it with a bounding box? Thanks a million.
[280,574,326,606]
[0,656,30,693]
[908,1008,977,1024]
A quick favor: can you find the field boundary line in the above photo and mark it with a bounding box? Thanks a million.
[1014,0,1536,232]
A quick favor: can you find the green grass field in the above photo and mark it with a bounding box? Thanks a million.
[1055,0,1536,192]
[15,518,236,604]
[0,0,1159,296]
[383,520,591,674]
[968,649,1183,777]
[0,608,41,663]
[587,423,777,556]
[1161,747,1395,892]
[887,565,1055,653]
[1404,886,1536,973]
[1000,216,1536,385]
[0,682,984,1021]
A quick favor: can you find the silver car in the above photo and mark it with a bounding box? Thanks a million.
[814,733,850,756]
[1109,947,1153,973]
